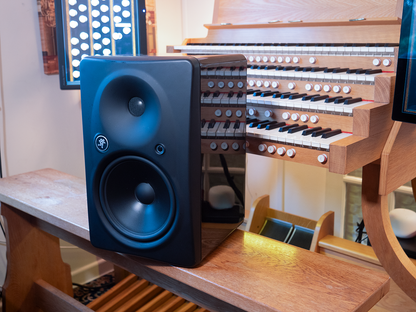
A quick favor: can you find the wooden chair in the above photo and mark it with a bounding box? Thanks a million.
[246,194,334,252]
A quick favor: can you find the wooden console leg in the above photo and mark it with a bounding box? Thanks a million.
[1,203,73,312]
[362,163,416,301]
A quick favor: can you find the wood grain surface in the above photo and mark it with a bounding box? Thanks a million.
[379,122,416,195]
[213,0,400,25]
[362,162,416,303]
[0,169,390,312]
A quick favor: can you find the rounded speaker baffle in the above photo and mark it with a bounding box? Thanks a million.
[128,97,146,117]
[99,156,175,242]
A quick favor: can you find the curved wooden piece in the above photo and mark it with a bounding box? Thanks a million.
[246,194,269,234]
[309,211,334,253]
[362,162,416,301]
[379,122,416,195]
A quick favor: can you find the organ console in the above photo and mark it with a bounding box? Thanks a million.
[198,55,247,154]
[167,0,416,304]
[169,0,402,174]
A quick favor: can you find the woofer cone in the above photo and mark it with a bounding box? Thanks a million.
[99,156,175,242]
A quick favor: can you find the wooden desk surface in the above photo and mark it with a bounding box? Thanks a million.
[0,169,390,312]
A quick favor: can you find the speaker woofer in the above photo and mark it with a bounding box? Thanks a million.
[99,156,175,242]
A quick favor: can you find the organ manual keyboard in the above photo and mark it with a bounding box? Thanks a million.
[168,0,403,174]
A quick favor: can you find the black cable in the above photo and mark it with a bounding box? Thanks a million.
[219,154,244,205]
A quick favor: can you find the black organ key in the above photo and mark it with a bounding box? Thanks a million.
[312,128,332,137]
[265,65,277,70]
[208,119,216,128]
[334,97,352,104]
[283,66,298,71]
[246,117,257,123]
[321,129,343,139]
[302,67,313,72]
[273,92,291,98]
[257,65,267,69]
[250,65,257,69]
[213,91,220,97]
[289,93,308,100]
[302,94,320,101]
[311,95,329,101]
[279,124,299,132]
[355,69,372,74]
[223,120,231,128]
[227,91,234,97]
[310,67,327,72]
[249,120,270,128]
[203,91,211,97]
[288,125,308,133]
[346,68,363,74]
[281,92,299,99]
[253,90,269,96]
[324,67,340,73]
[237,91,243,98]
[352,43,366,47]
[275,66,285,71]
[366,69,383,75]
[257,120,279,129]
[266,122,286,130]
[234,120,241,129]
[324,96,343,103]
[344,97,362,105]
[332,68,349,73]
[294,67,306,72]
[302,127,322,136]
[261,91,277,97]
[247,89,260,95]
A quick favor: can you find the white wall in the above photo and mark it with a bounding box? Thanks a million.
[0,2,85,179]
[0,0,97,286]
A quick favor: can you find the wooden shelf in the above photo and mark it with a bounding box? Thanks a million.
[204,17,401,30]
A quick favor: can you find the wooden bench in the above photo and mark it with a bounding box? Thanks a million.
[0,169,390,311]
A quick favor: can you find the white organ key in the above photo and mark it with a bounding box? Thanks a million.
[201,122,210,137]
[226,122,236,137]
[248,68,383,84]
[248,125,352,150]
[207,122,221,137]
[248,94,372,114]
[202,93,214,104]
[212,93,225,104]
[235,122,245,137]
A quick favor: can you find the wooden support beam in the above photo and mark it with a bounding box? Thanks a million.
[1,203,73,312]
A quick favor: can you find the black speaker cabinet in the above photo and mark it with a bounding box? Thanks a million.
[80,55,246,267]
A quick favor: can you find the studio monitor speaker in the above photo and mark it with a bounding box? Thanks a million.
[81,55,246,267]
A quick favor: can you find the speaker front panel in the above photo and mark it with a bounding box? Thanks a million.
[81,56,202,266]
